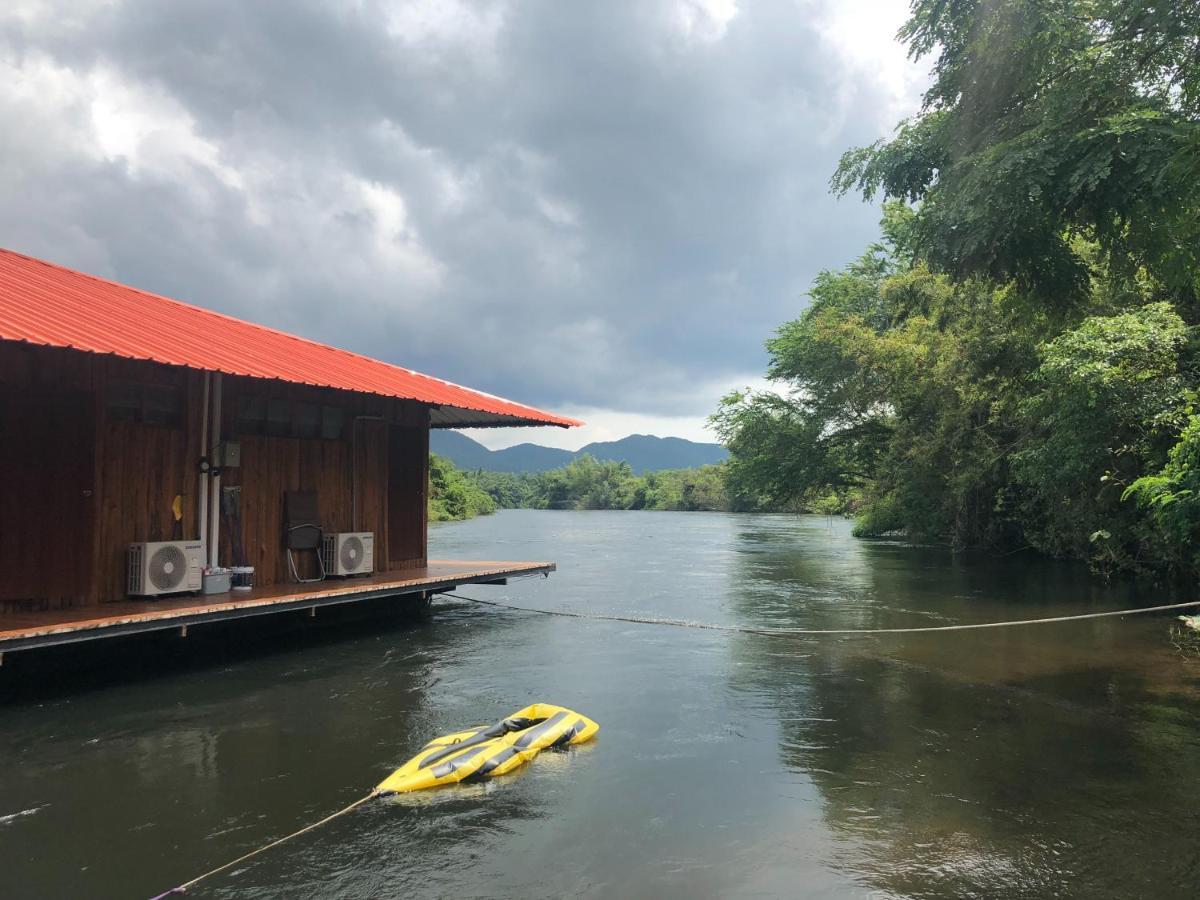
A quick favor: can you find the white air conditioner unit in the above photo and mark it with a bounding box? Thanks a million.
[128,540,204,597]
[322,532,374,577]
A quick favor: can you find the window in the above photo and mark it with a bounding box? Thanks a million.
[320,405,345,440]
[235,395,266,435]
[266,397,292,437]
[106,382,142,422]
[236,395,347,440]
[106,381,183,428]
[293,402,320,439]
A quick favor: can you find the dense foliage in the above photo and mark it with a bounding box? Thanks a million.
[434,454,789,514]
[717,1,1200,578]
[428,453,496,522]
[833,0,1200,302]
[469,455,750,512]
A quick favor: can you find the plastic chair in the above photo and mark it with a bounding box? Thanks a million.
[285,491,326,583]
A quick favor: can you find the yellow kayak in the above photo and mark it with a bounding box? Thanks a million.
[376,703,599,794]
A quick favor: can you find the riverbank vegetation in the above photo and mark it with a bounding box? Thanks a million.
[429,453,804,514]
[428,453,496,521]
[481,455,735,511]
[714,1,1200,579]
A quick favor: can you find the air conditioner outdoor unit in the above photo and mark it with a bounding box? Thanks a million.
[322,532,374,577]
[128,540,204,597]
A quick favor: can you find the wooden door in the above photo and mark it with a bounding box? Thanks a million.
[387,424,428,568]
[0,391,97,607]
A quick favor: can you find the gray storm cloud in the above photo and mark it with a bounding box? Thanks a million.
[0,0,921,423]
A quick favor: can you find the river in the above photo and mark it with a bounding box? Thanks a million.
[2,510,1199,898]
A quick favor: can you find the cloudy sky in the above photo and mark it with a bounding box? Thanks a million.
[0,0,926,449]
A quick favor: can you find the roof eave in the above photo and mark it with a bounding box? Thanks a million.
[429,404,582,429]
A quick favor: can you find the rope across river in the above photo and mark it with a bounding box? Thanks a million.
[150,592,1198,897]
[440,593,1200,635]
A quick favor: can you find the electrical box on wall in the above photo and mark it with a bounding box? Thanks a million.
[218,441,241,468]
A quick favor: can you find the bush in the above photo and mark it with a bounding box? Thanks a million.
[851,494,906,537]
[428,454,496,522]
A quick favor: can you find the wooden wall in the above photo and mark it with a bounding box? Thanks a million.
[388,424,429,568]
[0,390,97,609]
[0,344,202,607]
[218,377,429,584]
[94,359,203,602]
[0,343,431,608]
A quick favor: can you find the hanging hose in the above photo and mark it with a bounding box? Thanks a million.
[220,486,247,569]
[439,593,1200,636]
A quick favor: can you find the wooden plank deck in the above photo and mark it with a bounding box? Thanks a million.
[0,560,553,654]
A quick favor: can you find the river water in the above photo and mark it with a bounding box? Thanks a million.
[3,510,1200,898]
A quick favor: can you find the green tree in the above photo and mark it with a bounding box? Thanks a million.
[1126,412,1200,573]
[1014,302,1191,566]
[833,1,1200,302]
[715,219,1198,570]
[711,238,898,512]
[637,465,730,511]
[428,454,496,522]
[712,2,1200,576]
[471,469,540,508]
[714,209,1044,547]
[436,456,784,515]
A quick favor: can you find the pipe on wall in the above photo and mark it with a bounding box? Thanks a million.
[198,371,210,554]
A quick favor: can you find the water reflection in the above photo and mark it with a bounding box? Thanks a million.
[0,606,555,898]
[727,516,1200,899]
[3,511,1200,898]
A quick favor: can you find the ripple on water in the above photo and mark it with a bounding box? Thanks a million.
[4,511,1200,899]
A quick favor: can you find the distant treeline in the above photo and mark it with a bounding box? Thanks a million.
[429,452,807,520]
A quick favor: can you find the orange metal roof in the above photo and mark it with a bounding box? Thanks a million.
[0,247,580,429]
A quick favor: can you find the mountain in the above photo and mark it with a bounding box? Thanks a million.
[430,431,728,474]
[486,442,575,472]
[579,434,728,473]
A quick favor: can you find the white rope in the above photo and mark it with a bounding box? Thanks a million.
[151,792,378,898]
[149,593,1199,897]
[441,594,1200,636]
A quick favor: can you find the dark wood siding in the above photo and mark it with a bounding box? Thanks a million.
[218,378,427,583]
[0,343,432,607]
[388,423,429,568]
[353,418,392,560]
[0,390,96,609]
[93,360,202,602]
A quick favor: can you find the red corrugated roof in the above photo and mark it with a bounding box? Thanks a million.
[0,247,580,428]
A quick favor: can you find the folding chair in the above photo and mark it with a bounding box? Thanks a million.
[285,490,326,583]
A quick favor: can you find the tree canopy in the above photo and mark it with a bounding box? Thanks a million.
[833,1,1200,303]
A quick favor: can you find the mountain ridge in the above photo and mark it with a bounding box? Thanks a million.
[430,430,728,475]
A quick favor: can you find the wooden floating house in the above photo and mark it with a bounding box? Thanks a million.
[0,247,579,658]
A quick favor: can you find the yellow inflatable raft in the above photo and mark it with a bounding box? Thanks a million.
[376,703,599,794]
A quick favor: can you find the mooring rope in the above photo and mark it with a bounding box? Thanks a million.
[440,593,1200,635]
[149,593,1199,897]
[149,791,379,898]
